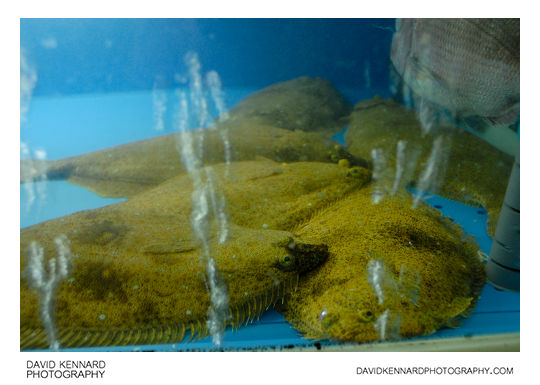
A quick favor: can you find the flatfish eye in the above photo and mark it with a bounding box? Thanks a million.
[347,166,365,178]
[276,254,296,271]
[358,309,375,322]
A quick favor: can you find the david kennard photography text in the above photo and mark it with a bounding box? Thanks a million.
[26,360,106,379]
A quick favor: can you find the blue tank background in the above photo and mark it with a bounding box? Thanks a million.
[20,18,394,97]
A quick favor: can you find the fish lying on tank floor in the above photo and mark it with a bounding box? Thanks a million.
[20,123,364,199]
[20,75,358,200]
[21,224,328,349]
[223,76,352,134]
[346,96,514,236]
[20,159,371,350]
[278,185,486,343]
[21,158,485,348]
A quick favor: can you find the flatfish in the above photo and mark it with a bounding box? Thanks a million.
[345,97,513,236]
[280,185,486,343]
[224,76,351,133]
[20,159,371,349]
[21,75,357,199]
[21,123,362,199]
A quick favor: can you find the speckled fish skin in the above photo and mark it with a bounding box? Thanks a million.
[20,159,371,350]
[20,75,358,199]
[224,76,352,133]
[20,123,363,199]
[345,96,514,236]
[391,18,519,124]
[280,185,486,343]
[20,160,347,350]
[21,224,327,350]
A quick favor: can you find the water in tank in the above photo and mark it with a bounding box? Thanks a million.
[20,18,519,352]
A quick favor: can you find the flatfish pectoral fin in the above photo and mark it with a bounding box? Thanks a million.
[142,240,198,256]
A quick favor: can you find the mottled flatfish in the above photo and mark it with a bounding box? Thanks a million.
[20,160,346,350]
[20,123,362,199]
[280,185,486,343]
[346,96,513,236]
[21,159,372,349]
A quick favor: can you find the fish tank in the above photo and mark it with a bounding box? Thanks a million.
[19,17,519,362]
